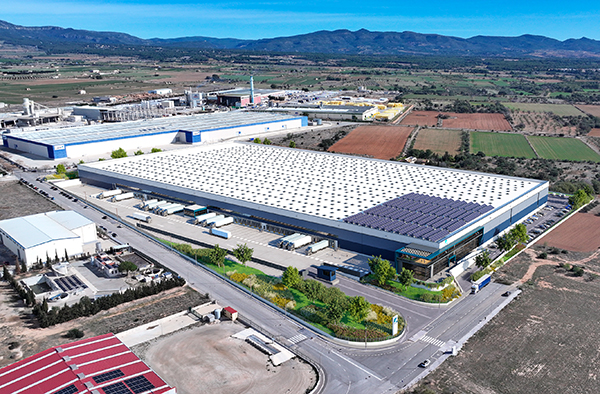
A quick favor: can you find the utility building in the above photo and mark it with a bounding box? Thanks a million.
[79,143,548,280]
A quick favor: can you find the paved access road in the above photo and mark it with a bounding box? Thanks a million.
[19,172,515,394]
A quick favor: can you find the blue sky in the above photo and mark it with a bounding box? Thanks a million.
[2,0,600,40]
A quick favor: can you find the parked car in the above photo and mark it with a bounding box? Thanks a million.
[419,359,431,368]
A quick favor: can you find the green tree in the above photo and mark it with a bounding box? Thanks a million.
[64,249,69,262]
[56,164,66,174]
[348,296,370,322]
[373,258,396,286]
[326,297,345,323]
[151,148,162,153]
[397,267,415,289]
[253,138,262,144]
[569,189,592,209]
[232,243,253,266]
[2,265,9,281]
[367,255,386,272]
[118,261,137,274]
[78,160,85,165]
[42,298,49,313]
[282,266,301,289]
[304,279,325,301]
[496,233,516,252]
[510,223,528,244]
[475,250,492,268]
[289,141,296,148]
[263,138,272,145]
[111,148,127,159]
[208,244,227,267]
[134,150,144,155]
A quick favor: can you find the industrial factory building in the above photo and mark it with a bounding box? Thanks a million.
[79,143,548,279]
[2,111,306,159]
[0,211,97,267]
[215,87,286,107]
[265,104,379,121]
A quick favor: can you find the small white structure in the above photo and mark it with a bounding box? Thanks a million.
[0,211,97,268]
[92,253,120,278]
[149,88,172,95]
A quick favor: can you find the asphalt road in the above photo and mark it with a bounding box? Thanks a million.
[18,171,515,394]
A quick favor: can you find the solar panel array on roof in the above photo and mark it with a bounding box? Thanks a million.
[53,385,78,394]
[102,381,129,394]
[124,375,156,394]
[93,369,125,384]
[344,192,494,242]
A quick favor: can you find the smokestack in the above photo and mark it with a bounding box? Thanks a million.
[250,76,255,105]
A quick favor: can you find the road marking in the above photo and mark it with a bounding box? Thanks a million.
[288,334,307,344]
[327,350,383,381]
[420,335,445,348]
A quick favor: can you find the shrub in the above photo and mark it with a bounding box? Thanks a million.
[563,263,572,271]
[230,272,248,283]
[365,310,378,322]
[421,293,434,303]
[66,328,84,339]
[538,252,548,259]
[573,266,585,277]
[471,270,486,282]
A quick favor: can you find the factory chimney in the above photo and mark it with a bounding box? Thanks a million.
[250,76,255,105]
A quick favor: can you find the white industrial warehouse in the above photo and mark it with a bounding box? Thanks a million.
[2,111,306,159]
[79,143,548,279]
[0,211,97,267]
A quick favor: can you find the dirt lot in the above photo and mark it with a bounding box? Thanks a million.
[442,113,512,131]
[0,281,208,368]
[413,128,462,155]
[136,323,316,394]
[409,248,600,394]
[542,212,600,252]
[588,128,600,137]
[400,111,439,127]
[327,125,413,159]
[0,180,61,221]
[270,124,357,151]
[576,105,600,118]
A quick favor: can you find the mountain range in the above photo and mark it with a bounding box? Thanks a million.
[1,19,600,58]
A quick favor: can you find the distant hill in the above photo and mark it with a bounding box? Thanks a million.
[1,19,600,58]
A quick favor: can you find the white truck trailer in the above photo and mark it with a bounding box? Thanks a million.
[99,189,121,199]
[161,204,184,216]
[287,235,312,251]
[130,212,152,223]
[204,215,225,227]
[211,217,234,228]
[145,200,168,211]
[280,233,305,249]
[194,212,216,225]
[110,192,135,202]
[153,202,176,213]
[210,228,231,239]
[141,199,158,209]
[307,240,329,255]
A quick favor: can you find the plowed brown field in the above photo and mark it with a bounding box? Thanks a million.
[543,212,600,252]
[442,113,512,131]
[327,125,413,159]
[588,128,600,137]
[400,111,439,126]
[576,105,600,117]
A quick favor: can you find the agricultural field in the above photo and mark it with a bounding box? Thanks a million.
[511,111,578,135]
[411,250,600,394]
[327,125,413,159]
[542,212,600,252]
[575,105,600,117]
[504,103,584,116]
[470,132,536,158]
[527,136,600,162]
[400,111,440,127]
[442,113,512,131]
[412,128,462,155]
[588,128,600,137]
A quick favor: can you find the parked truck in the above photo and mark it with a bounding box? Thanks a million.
[99,189,121,199]
[471,274,491,294]
[141,199,158,209]
[145,200,168,211]
[194,212,216,225]
[110,192,135,202]
[130,212,152,223]
[307,240,329,255]
[211,216,234,228]
[154,203,178,214]
[279,233,303,248]
[210,227,231,239]
[204,215,225,227]
[287,235,312,251]
[161,204,184,216]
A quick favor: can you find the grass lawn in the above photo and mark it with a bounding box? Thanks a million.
[504,103,583,116]
[470,132,537,158]
[413,128,462,155]
[363,275,444,302]
[527,136,600,162]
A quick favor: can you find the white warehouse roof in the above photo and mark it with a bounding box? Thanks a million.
[6,111,299,146]
[82,143,545,222]
[0,211,94,249]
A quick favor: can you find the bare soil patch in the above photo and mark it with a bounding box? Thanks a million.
[542,212,600,252]
[576,105,600,118]
[400,111,439,127]
[442,113,511,131]
[0,180,61,221]
[588,128,600,137]
[327,125,413,159]
[413,128,462,155]
[136,323,316,394]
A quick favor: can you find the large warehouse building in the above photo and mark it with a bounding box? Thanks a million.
[0,333,176,394]
[0,210,97,267]
[79,143,548,279]
[2,111,306,159]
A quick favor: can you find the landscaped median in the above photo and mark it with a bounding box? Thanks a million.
[162,239,405,343]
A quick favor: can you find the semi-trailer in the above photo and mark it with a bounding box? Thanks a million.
[153,203,178,214]
[211,217,234,228]
[204,215,225,227]
[279,233,303,248]
[471,274,491,294]
[210,228,231,239]
[194,212,216,225]
[130,212,152,223]
[161,204,184,216]
[145,200,168,211]
[141,199,158,209]
[307,240,329,255]
[281,233,306,249]
[110,192,135,202]
[287,235,312,251]
[99,189,121,199]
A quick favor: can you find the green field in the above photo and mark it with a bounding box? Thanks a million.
[470,132,537,158]
[527,136,600,162]
[504,103,583,116]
